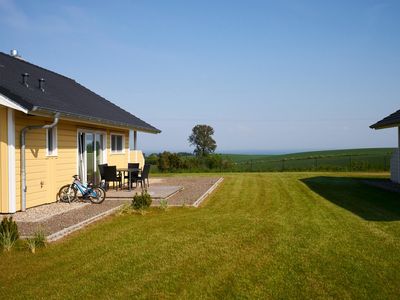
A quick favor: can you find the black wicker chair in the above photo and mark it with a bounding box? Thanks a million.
[103,166,122,191]
[124,163,140,187]
[98,163,108,181]
[137,163,151,188]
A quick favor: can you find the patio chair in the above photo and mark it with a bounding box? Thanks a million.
[103,166,122,191]
[98,163,108,188]
[98,163,108,181]
[136,163,151,188]
[124,163,140,187]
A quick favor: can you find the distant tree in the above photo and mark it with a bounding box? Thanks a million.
[188,125,217,157]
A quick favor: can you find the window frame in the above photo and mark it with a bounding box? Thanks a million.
[110,133,125,154]
[46,126,58,157]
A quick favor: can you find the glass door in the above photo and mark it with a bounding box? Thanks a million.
[95,133,104,184]
[85,133,95,183]
[78,131,105,184]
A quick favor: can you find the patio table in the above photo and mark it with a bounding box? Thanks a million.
[117,168,141,191]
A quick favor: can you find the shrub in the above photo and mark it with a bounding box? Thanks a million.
[0,217,19,252]
[26,238,37,254]
[132,190,152,211]
[159,199,168,211]
[25,228,46,254]
[157,151,185,172]
[145,153,159,166]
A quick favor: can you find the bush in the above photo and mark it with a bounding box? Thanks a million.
[0,217,19,252]
[159,199,168,211]
[132,190,152,211]
[157,151,185,172]
[26,229,46,254]
[145,153,159,165]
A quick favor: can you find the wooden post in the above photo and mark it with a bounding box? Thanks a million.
[133,130,137,150]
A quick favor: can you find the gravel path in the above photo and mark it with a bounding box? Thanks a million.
[14,176,222,238]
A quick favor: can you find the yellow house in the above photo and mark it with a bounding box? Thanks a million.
[0,50,160,213]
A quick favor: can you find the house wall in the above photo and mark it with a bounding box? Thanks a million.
[8,111,140,212]
[107,131,130,167]
[130,150,145,169]
[14,112,78,210]
[0,106,9,213]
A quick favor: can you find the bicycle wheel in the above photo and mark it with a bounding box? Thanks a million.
[89,187,106,204]
[58,184,77,203]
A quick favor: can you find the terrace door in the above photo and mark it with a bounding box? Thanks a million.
[78,131,106,184]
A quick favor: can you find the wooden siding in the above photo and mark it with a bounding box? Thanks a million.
[0,106,9,213]
[14,112,78,210]
[107,131,130,167]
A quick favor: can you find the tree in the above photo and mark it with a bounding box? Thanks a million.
[188,125,217,157]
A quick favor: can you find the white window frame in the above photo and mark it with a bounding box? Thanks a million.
[110,133,125,154]
[46,126,58,157]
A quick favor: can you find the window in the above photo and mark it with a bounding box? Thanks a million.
[46,127,57,156]
[111,134,124,153]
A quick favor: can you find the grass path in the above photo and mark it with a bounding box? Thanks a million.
[1,172,400,299]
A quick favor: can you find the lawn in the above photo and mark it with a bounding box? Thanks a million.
[1,172,400,299]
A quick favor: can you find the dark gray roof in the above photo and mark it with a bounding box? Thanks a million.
[370,109,400,129]
[0,52,160,133]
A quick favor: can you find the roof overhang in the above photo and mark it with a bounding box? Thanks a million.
[28,106,161,134]
[370,123,400,130]
[370,109,400,130]
[0,92,28,113]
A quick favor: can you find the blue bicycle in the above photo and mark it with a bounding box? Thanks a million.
[58,175,106,204]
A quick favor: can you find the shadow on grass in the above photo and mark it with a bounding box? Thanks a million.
[301,176,400,221]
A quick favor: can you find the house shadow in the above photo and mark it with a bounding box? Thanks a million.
[301,176,400,222]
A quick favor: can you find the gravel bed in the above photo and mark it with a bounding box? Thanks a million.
[11,202,89,223]
[150,176,221,206]
[17,199,128,237]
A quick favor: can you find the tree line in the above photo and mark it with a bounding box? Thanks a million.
[145,124,232,172]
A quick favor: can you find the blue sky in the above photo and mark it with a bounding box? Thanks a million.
[1,0,399,154]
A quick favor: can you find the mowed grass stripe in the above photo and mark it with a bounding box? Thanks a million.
[1,173,400,299]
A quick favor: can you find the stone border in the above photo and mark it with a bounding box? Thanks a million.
[164,187,185,200]
[32,204,125,242]
[192,177,224,207]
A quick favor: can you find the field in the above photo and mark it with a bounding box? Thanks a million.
[221,147,394,162]
[1,172,400,299]
[221,148,394,172]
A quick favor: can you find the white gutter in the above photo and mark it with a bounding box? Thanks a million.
[0,93,28,113]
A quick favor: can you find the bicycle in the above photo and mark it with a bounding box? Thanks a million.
[58,175,106,204]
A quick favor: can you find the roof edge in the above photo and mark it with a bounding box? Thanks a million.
[31,107,161,134]
[0,92,29,113]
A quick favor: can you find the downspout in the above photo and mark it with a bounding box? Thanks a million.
[20,113,60,211]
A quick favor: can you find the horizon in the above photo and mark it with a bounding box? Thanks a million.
[1,0,399,152]
[143,146,395,156]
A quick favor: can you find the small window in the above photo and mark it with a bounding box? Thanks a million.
[46,127,57,156]
[111,134,124,153]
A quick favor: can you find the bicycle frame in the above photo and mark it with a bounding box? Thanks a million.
[70,176,97,198]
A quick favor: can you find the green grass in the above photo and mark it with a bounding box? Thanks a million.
[1,172,400,299]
